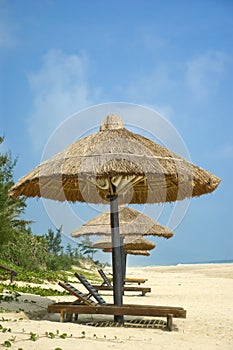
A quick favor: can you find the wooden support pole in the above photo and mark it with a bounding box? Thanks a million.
[109,194,124,325]
[167,314,173,331]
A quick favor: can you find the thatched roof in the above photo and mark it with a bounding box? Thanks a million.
[93,236,156,251]
[103,248,150,256]
[8,114,221,204]
[71,206,173,238]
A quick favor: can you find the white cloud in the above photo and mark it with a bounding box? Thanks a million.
[27,49,102,153]
[122,64,176,124]
[186,51,229,100]
[0,1,15,49]
[122,50,229,109]
[143,33,168,51]
[125,63,177,102]
[0,19,14,49]
[0,23,8,47]
[218,144,233,160]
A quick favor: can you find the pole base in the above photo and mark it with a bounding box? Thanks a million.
[114,315,124,325]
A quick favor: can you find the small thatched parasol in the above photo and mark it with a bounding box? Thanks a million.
[71,207,173,239]
[103,248,150,256]
[102,248,151,278]
[8,114,221,324]
[73,206,165,304]
[93,236,156,251]
[93,236,155,279]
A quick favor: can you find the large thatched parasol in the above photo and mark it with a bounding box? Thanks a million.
[71,206,173,239]
[8,114,221,324]
[8,114,220,204]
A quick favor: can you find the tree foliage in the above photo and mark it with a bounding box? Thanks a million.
[1,228,49,271]
[0,137,28,247]
[0,136,105,272]
[44,226,63,255]
[77,236,97,260]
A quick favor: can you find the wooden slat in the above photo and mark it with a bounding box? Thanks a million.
[58,281,96,306]
[109,272,148,285]
[0,264,18,283]
[124,277,148,285]
[93,285,151,294]
[48,303,187,318]
[74,273,107,305]
[98,269,112,287]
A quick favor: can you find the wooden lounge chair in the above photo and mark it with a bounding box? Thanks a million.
[58,281,106,305]
[91,270,151,296]
[48,280,186,331]
[0,264,18,283]
[124,277,148,285]
[75,272,150,298]
[98,269,112,287]
[106,270,148,285]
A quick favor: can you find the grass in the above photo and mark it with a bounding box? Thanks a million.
[0,283,68,297]
[0,258,103,299]
[0,326,114,348]
[0,259,116,348]
[0,258,103,284]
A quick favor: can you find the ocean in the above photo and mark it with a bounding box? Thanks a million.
[178,259,233,265]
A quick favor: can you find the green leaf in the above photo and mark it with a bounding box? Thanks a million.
[4,340,11,347]
[59,333,67,339]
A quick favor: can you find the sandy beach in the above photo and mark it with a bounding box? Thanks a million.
[0,263,233,349]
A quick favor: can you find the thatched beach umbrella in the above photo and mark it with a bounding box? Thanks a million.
[9,114,220,203]
[93,236,155,280]
[103,248,150,256]
[103,248,151,280]
[102,249,151,280]
[93,236,156,251]
[8,114,221,324]
[102,248,151,286]
[72,206,168,299]
[71,206,173,239]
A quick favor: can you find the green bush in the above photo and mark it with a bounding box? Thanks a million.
[1,230,49,271]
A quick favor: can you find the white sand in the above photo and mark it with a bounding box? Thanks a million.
[0,263,233,349]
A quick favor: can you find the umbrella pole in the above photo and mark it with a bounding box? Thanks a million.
[120,243,125,295]
[124,253,127,282]
[122,248,126,285]
[109,194,124,325]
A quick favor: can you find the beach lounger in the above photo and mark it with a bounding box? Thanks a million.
[0,264,18,283]
[105,269,148,285]
[58,281,106,305]
[58,281,103,306]
[124,277,148,285]
[48,280,186,331]
[75,272,151,297]
[100,269,148,285]
[98,269,112,287]
[95,270,150,296]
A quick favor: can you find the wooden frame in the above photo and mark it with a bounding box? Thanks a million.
[100,269,148,285]
[124,277,148,285]
[79,271,151,296]
[0,264,18,283]
[48,303,186,331]
[49,280,186,331]
[93,284,151,296]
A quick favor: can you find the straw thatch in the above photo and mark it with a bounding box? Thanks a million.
[71,207,173,238]
[8,114,221,204]
[103,248,150,256]
[92,236,156,251]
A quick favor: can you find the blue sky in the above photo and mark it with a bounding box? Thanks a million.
[0,0,232,266]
